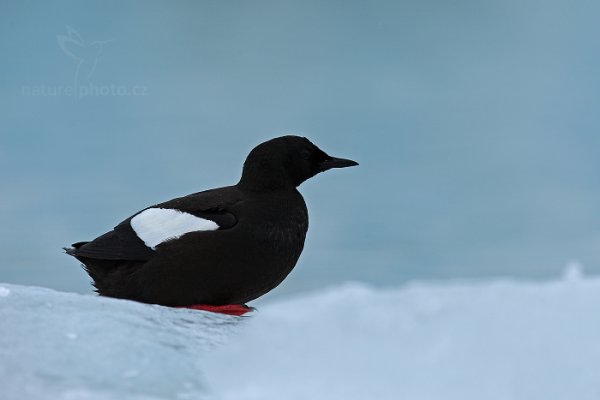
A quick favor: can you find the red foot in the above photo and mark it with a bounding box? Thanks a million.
[180,304,254,316]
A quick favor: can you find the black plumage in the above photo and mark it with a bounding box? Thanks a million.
[65,135,357,306]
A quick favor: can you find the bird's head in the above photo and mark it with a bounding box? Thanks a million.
[239,135,358,191]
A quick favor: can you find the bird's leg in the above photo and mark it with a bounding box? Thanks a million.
[178,304,255,316]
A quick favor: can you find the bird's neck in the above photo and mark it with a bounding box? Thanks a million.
[237,162,296,192]
[237,174,296,192]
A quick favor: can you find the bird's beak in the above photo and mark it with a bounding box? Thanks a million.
[319,156,359,171]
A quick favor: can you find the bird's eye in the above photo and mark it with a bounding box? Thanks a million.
[300,149,311,160]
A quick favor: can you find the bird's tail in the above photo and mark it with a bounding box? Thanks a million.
[63,241,89,256]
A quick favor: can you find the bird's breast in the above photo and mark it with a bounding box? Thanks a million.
[259,218,307,253]
[239,197,308,263]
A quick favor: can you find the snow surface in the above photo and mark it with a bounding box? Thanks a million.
[1,272,599,400]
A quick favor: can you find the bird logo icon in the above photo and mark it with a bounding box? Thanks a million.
[57,26,114,88]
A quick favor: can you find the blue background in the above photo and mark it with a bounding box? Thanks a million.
[1,0,600,297]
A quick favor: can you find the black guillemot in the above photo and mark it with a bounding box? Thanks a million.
[65,135,358,315]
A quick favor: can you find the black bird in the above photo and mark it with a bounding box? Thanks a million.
[65,135,357,310]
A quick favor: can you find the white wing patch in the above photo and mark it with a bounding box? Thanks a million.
[130,208,219,249]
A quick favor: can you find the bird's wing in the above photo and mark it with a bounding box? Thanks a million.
[69,187,240,261]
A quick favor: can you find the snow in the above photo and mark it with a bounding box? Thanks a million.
[1,273,600,400]
[0,285,242,400]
